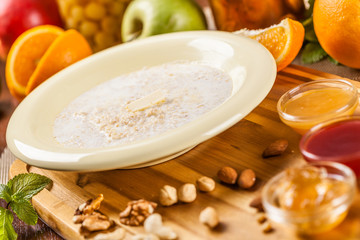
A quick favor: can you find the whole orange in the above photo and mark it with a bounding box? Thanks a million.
[313,0,360,68]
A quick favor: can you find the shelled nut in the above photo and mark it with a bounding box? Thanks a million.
[237,169,256,189]
[199,207,219,228]
[159,185,178,206]
[178,183,197,203]
[262,139,288,158]
[196,176,216,192]
[217,166,238,184]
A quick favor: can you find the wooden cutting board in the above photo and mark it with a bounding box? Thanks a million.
[10,65,360,240]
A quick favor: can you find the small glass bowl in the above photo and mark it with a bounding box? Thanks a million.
[262,161,356,235]
[300,116,360,177]
[277,79,359,134]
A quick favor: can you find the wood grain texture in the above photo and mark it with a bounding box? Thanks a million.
[9,65,360,240]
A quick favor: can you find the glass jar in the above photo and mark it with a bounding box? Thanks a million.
[277,79,359,135]
[300,116,360,177]
[262,162,356,235]
[208,0,305,31]
[57,0,131,52]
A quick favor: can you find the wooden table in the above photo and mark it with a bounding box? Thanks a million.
[3,61,360,239]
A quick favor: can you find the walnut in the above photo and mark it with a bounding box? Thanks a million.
[82,212,114,232]
[119,199,157,226]
[73,194,114,233]
[74,194,104,216]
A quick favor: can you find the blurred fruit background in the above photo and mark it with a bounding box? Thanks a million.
[57,0,131,52]
[1,0,360,102]
[209,0,305,31]
[0,0,64,60]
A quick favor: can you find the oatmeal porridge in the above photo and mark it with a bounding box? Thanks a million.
[53,63,233,148]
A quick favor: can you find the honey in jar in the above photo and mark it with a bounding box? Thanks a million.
[277,79,359,135]
[262,162,356,234]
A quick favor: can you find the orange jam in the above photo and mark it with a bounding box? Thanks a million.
[278,166,349,211]
[263,163,356,234]
[277,80,359,135]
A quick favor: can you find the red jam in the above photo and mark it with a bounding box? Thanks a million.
[300,118,360,176]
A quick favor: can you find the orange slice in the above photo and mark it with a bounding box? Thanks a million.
[26,29,92,95]
[234,18,305,72]
[5,25,64,100]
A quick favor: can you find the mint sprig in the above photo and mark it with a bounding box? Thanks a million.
[0,208,17,240]
[0,173,52,240]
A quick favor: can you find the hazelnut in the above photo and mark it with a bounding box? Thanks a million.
[199,207,219,228]
[156,226,178,240]
[144,213,163,233]
[237,169,256,189]
[159,185,178,206]
[196,176,215,192]
[178,183,197,203]
[132,234,160,240]
[217,166,238,184]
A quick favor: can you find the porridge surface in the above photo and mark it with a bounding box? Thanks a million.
[53,63,233,148]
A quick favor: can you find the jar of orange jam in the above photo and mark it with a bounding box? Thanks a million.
[57,0,131,52]
[277,79,359,134]
[262,162,356,234]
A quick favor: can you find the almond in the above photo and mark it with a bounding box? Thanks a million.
[262,139,288,158]
[249,195,264,212]
[237,169,256,189]
[217,166,238,184]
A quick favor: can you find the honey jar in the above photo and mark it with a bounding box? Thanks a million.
[262,162,356,234]
[57,0,131,52]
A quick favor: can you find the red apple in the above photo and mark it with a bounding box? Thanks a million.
[0,0,64,60]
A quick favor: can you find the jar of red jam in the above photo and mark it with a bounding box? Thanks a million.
[300,116,360,176]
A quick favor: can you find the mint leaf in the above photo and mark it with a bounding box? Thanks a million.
[9,199,37,225]
[303,18,318,43]
[8,173,51,200]
[0,207,17,240]
[301,42,328,64]
[0,185,12,203]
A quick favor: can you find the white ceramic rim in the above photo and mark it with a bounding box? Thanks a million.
[6,31,277,171]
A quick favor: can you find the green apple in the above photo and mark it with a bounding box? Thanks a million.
[121,0,207,42]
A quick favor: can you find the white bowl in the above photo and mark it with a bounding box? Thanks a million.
[6,31,276,171]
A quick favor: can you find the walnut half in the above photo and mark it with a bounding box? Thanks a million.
[119,199,157,226]
[73,194,114,233]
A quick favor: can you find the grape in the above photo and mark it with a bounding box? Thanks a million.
[95,31,115,49]
[101,17,118,34]
[109,1,124,16]
[85,2,106,20]
[79,20,99,37]
[71,5,84,23]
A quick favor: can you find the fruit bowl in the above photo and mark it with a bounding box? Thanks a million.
[6,31,276,171]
